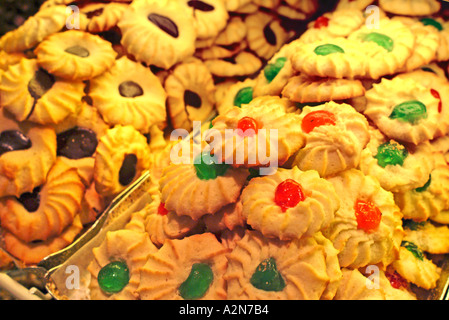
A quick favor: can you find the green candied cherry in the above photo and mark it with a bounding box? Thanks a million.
[389,100,427,124]
[233,86,253,108]
[374,141,408,168]
[264,57,287,83]
[98,260,130,294]
[415,175,432,192]
[401,241,424,261]
[313,43,345,56]
[179,263,214,300]
[361,32,394,52]
[420,17,443,31]
[250,257,286,292]
[194,151,229,180]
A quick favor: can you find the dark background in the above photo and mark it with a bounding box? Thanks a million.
[0,0,46,36]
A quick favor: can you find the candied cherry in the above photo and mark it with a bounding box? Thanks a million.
[250,257,286,292]
[237,116,259,138]
[361,32,394,52]
[314,43,345,56]
[274,179,306,212]
[385,271,408,289]
[430,89,442,113]
[389,100,427,124]
[194,151,229,180]
[233,87,253,108]
[301,110,336,133]
[374,141,408,168]
[179,263,214,300]
[98,261,130,294]
[354,199,382,232]
[157,202,169,216]
[314,16,329,28]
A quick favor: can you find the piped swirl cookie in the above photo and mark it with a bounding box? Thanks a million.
[288,102,370,177]
[225,230,341,300]
[137,233,229,300]
[34,30,117,81]
[89,56,167,134]
[241,166,340,240]
[324,169,403,269]
[87,229,158,300]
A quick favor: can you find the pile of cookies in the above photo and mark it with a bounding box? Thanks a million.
[1,0,449,300]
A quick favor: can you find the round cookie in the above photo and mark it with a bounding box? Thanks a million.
[202,198,245,233]
[281,73,366,104]
[144,191,199,248]
[324,169,403,269]
[364,75,441,145]
[241,166,339,241]
[0,108,56,198]
[288,102,370,177]
[403,220,449,254]
[165,58,216,131]
[0,158,85,242]
[203,51,262,78]
[207,97,305,169]
[158,144,249,220]
[0,58,85,125]
[94,125,151,198]
[89,56,167,134]
[378,0,441,16]
[359,127,434,193]
[80,2,128,33]
[87,229,158,300]
[225,230,341,300]
[118,0,197,69]
[34,30,117,81]
[0,5,68,53]
[137,233,229,300]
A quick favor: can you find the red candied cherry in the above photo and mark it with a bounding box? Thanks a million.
[430,89,442,113]
[301,110,336,133]
[237,116,260,138]
[354,199,382,232]
[157,202,169,216]
[385,271,408,289]
[274,179,306,212]
[314,16,330,28]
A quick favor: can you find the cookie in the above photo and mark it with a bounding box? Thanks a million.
[0,51,26,72]
[333,268,386,300]
[245,11,291,61]
[290,37,367,79]
[89,56,167,134]
[394,152,449,222]
[225,230,341,300]
[325,169,403,269]
[364,75,442,145]
[207,98,305,168]
[284,0,319,15]
[403,220,449,254]
[396,70,449,137]
[391,243,441,290]
[378,0,441,16]
[298,8,365,44]
[204,51,263,78]
[94,125,151,198]
[252,43,296,98]
[144,191,199,248]
[137,233,229,300]
[281,73,366,103]
[241,166,339,240]
[202,198,245,233]
[2,214,83,265]
[80,2,128,33]
[165,58,216,131]
[0,58,84,125]
[87,229,157,299]
[35,30,117,81]
[158,145,249,220]
[348,18,415,79]
[0,108,56,198]
[181,0,229,40]
[288,102,370,177]
[359,127,434,193]
[335,0,376,10]
[0,158,84,243]
[0,5,68,53]
[391,16,439,73]
[118,0,196,69]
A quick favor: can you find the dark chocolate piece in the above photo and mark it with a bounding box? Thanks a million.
[263,23,277,46]
[148,13,179,38]
[187,0,214,11]
[0,130,32,156]
[65,45,90,58]
[184,90,202,108]
[119,154,137,186]
[17,187,41,213]
[57,127,98,159]
[118,81,144,98]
